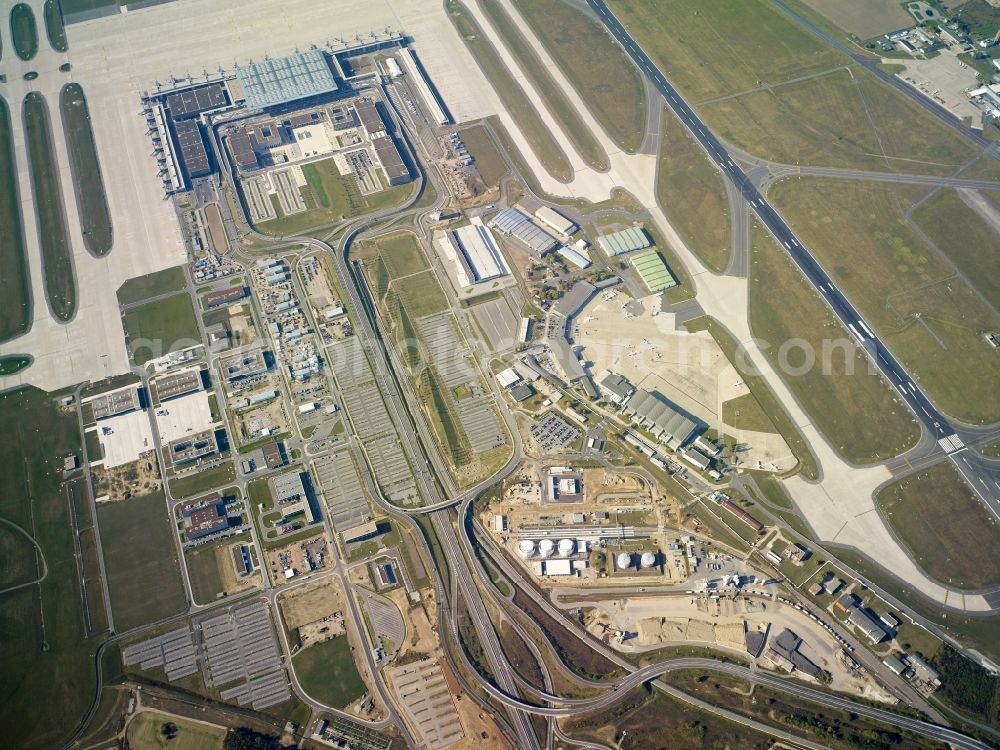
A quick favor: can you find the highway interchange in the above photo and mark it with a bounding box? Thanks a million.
[587,0,1000,527]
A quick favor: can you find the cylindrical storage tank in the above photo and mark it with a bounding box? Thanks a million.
[518,540,536,558]
[640,551,657,569]
[558,539,575,557]
[538,539,555,558]
[616,552,633,570]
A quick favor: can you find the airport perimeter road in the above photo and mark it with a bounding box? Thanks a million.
[587,0,1000,520]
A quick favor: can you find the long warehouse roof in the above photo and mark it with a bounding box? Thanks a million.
[598,226,650,256]
[489,207,558,255]
[631,249,677,293]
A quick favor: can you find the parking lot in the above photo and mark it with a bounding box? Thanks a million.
[530,412,581,452]
[388,659,465,750]
[314,449,372,530]
[122,626,198,681]
[198,602,291,710]
[417,313,505,453]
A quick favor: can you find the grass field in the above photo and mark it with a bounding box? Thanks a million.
[721,392,776,433]
[771,178,1000,424]
[292,636,366,709]
[801,0,911,38]
[685,316,819,479]
[877,462,1000,589]
[446,0,573,182]
[0,387,100,749]
[609,0,842,100]
[0,354,31,376]
[567,688,772,749]
[480,0,609,171]
[0,98,32,341]
[702,67,977,175]
[61,84,112,256]
[416,365,472,467]
[0,97,31,342]
[459,125,507,186]
[391,271,449,318]
[10,3,38,61]
[513,0,645,152]
[184,543,226,605]
[122,292,201,366]
[97,492,187,631]
[748,223,920,463]
[43,0,67,52]
[168,461,236,499]
[24,92,76,321]
[669,669,939,749]
[374,231,429,277]
[256,160,414,236]
[116,265,187,306]
[125,711,225,750]
[656,106,730,273]
[913,189,1000,311]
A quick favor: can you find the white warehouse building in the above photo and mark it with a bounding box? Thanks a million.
[449,217,511,284]
[534,205,577,237]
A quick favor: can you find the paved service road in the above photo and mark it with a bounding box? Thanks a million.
[587,0,1000,521]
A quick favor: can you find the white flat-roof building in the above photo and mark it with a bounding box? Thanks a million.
[534,206,577,237]
[557,245,591,269]
[496,367,523,388]
[397,47,449,125]
[542,559,573,576]
[450,218,510,284]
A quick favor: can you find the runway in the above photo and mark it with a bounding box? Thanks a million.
[587,0,1000,520]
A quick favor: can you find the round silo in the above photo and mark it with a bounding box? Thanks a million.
[518,539,536,558]
[640,551,657,569]
[558,539,576,557]
[616,552,633,570]
[538,539,555,558]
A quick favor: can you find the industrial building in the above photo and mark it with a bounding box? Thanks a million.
[168,429,219,465]
[155,368,203,401]
[534,206,577,237]
[180,494,230,540]
[91,386,142,420]
[598,226,650,256]
[221,350,269,381]
[341,520,379,544]
[489,208,559,255]
[599,372,635,405]
[721,499,763,532]
[203,286,247,308]
[270,471,315,524]
[371,135,409,185]
[622,389,698,447]
[630,249,678,293]
[449,219,510,283]
[552,280,598,319]
[557,245,591,269]
[236,50,338,110]
[846,606,889,644]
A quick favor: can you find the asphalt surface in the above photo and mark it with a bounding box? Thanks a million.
[587,0,1000,521]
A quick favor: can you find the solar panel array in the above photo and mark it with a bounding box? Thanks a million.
[122,626,198,681]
